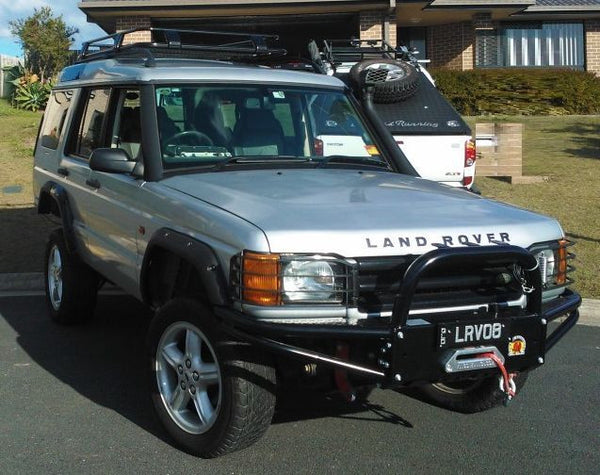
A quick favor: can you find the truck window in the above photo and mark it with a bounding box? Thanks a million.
[39,90,73,150]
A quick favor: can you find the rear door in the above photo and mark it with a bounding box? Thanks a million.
[60,87,112,248]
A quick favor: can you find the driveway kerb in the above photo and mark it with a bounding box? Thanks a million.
[0,273,44,292]
[1,272,598,326]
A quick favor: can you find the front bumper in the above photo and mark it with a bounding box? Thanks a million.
[216,246,581,386]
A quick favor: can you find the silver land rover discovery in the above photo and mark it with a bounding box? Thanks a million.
[33,28,580,457]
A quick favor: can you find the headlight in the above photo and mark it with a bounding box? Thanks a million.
[235,251,349,306]
[282,260,340,303]
[530,239,574,288]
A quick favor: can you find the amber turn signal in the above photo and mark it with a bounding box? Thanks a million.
[556,239,568,285]
[242,251,281,305]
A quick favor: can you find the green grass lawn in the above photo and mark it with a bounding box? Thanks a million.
[0,99,41,206]
[465,115,600,298]
[0,99,597,296]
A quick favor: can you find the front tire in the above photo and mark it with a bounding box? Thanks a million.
[147,299,276,457]
[418,372,529,413]
[44,228,98,324]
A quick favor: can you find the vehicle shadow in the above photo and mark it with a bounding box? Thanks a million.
[0,293,173,443]
[1,294,414,445]
[0,206,57,273]
[566,232,600,244]
[274,387,413,428]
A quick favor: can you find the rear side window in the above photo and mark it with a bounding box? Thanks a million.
[74,88,111,159]
[39,90,73,150]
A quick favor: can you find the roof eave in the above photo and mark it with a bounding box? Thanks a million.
[424,0,535,9]
[521,6,600,14]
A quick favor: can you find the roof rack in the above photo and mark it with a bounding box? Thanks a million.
[322,38,415,65]
[77,27,287,64]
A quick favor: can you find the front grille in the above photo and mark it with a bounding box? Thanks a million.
[355,255,523,315]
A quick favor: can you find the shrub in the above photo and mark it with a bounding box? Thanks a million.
[432,68,600,115]
[11,72,52,112]
[1,64,23,99]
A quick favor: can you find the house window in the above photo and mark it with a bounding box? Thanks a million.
[476,22,584,68]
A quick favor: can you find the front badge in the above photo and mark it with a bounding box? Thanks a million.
[508,335,526,356]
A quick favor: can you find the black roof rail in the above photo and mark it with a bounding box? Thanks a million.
[76,27,287,64]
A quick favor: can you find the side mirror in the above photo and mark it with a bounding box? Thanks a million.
[89,148,137,174]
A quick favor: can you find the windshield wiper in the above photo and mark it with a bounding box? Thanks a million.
[315,155,391,169]
[209,155,388,172]
[211,156,310,171]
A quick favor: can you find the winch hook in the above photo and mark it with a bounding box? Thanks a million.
[479,351,517,406]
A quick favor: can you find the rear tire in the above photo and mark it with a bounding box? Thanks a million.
[44,228,98,324]
[147,298,276,457]
[418,372,529,413]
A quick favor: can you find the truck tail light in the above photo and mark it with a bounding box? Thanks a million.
[463,139,476,187]
[314,138,323,156]
[465,139,476,167]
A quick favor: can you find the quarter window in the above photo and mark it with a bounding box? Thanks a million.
[39,90,73,150]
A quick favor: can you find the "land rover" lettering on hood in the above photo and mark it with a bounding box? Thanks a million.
[365,232,511,249]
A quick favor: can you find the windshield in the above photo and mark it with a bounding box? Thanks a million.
[155,85,387,170]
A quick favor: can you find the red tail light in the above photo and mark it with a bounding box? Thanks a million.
[464,139,476,167]
[463,139,476,187]
[314,138,323,156]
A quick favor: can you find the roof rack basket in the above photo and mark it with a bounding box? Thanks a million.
[77,27,287,64]
[322,38,416,65]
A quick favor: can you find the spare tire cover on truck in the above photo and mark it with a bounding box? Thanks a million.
[349,59,419,103]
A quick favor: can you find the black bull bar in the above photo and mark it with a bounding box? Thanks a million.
[216,246,581,385]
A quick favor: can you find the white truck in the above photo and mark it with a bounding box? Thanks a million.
[311,39,476,189]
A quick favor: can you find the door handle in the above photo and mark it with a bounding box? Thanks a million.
[57,167,69,177]
[86,178,101,189]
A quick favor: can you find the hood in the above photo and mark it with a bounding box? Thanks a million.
[163,169,563,256]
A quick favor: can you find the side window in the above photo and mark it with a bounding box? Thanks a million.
[110,89,141,160]
[74,88,111,159]
[39,90,73,150]
[157,88,183,136]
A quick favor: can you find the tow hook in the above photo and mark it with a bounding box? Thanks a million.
[442,347,517,405]
[479,351,517,405]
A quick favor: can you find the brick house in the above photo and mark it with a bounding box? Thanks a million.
[78,0,600,73]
